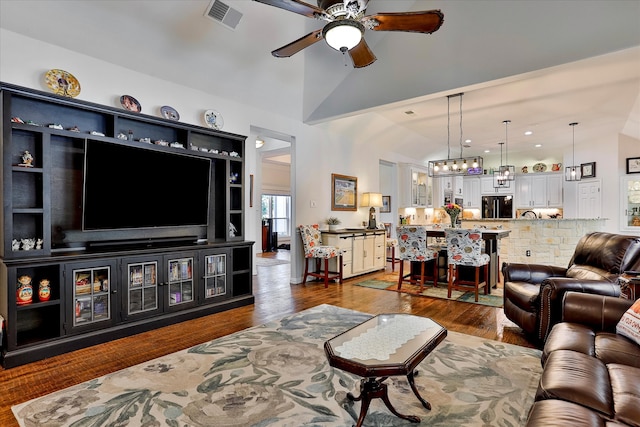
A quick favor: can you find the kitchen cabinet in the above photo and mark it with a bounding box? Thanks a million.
[399,163,430,207]
[322,230,385,279]
[481,176,514,194]
[515,174,563,208]
[621,176,640,232]
[433,176,463,206]
[463,177,481,208]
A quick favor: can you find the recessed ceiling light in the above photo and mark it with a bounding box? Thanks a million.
[535,144,542,148]
[465,139,471,143]
[484,149,490,153]
[404,110,415,115]
[524,130,533,136]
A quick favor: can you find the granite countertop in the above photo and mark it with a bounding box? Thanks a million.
[461,218,606,222]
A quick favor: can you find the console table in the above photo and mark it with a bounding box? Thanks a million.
[321,229,386,279]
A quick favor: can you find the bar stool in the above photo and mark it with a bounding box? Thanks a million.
[386,238,399,271]
[396,226,439,292]
[298,224,344,288]
[444,228,490,302]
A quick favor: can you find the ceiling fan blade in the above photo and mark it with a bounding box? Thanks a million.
[364,10,444,33]
[253,0,324,18]
[348,39,376,68]
[272,29,323,57]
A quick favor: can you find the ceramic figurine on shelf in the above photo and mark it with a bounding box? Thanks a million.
[229,223,237,237]
[36,238,43,250]
[17,275,33,305]
[20,150,34,167]
[117,132,128,140]
[68,125,80,132]
[12,239,20,251]
[38,279,51,301]
[21,238,36,251]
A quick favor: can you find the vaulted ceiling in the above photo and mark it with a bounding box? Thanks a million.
[1,0,639,161]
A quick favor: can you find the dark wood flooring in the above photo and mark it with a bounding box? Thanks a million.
[0,251,533,426]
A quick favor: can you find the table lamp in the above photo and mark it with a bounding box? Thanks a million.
[361,192,383,229]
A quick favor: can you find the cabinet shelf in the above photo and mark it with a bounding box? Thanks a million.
[16,299,60,311]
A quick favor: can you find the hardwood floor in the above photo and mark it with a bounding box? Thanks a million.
[0,250,533,426]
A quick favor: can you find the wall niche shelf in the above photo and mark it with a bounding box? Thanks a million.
[1,82,254,368]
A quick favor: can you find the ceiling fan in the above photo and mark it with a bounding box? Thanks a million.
[253,0,444,68]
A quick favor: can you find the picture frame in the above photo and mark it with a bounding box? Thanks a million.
[627,157,640,174]
[581,162,596,178]
[381,195,391,213]
[331,173,357,211]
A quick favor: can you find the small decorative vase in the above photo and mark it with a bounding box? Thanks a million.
[328,224,338,231]
[38,279,51,301]
[17,275,33,305]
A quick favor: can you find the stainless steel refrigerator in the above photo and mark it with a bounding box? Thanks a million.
[482,195,513,219]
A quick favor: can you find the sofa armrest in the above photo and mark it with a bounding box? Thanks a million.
[538,278,621,341]
[562,292,633,332]
[502,263,568,285]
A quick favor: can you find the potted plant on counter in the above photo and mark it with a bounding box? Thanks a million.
[326,217,341,232]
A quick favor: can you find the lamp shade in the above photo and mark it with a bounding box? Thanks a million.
[361,192,383,207]
[323,20,364,51]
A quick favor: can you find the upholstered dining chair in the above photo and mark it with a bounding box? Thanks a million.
[444,228,490,302]
[298,224,344,288]
[396,226,439,292]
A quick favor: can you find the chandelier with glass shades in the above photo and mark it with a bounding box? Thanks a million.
[428,93,483,177]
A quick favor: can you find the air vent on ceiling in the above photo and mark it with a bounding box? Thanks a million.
[204,0,243,30]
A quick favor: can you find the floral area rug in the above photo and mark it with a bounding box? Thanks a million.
[355,279,504,307]
[13,304,540,426]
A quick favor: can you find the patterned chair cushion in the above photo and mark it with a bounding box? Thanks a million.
[396,226,439,262]
[445,228,490,267]
[298,224,344,259]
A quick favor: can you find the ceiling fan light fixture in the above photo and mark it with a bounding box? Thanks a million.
[323,19,364,51]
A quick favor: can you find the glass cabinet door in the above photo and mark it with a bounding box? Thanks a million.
[127,261,158,315]
[622,176,640,231]
[73,266,111,326]
[203,254,227,298]
[167,257,194,306]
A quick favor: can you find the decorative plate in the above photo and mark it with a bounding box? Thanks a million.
[532,162,547,173]
[45,69,81,97]
[120,95,142,113]
[160,105,180,121]
[204,109,224,130]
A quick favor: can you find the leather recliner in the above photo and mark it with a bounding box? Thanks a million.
[502,232,640,343]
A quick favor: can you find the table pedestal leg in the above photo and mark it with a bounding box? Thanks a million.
[407,370,431,410]
[347,378,420,427]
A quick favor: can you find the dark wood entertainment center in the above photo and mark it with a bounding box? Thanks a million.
[0,82,254,368]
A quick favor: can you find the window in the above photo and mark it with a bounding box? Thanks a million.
[262,194,291,238]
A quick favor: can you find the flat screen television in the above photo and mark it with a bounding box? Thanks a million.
[82,139,211,232]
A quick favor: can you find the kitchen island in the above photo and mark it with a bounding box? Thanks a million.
[459,218,607,267]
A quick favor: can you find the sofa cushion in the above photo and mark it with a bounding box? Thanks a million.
[608,364,640,427]
[543,322,595,365]
[536,350,613,418]
[596,333,640,368]
[616,298,640,346]
[526,400,606,426]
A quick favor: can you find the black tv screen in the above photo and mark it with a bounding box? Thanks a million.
[83,140,211,231]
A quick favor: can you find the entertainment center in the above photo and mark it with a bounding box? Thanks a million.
[0,82,254,368]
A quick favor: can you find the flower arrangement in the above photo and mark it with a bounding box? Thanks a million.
[442,203,462,227]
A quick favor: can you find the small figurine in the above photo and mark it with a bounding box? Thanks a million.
[169,141,184,148]
[11,116,24,123]
[21,238,36,251]
[230,151,239,157]
[90,130,105,136]
[36,238,43,250]
[48,123,63,129]
[38,279,51,301]
[25,120,40,126]
[229,223,237,238]
[20,150,34,167]
[17,275,33,305]
[12,239,20,251]
[68,125,80,132]
[117,132,128,140]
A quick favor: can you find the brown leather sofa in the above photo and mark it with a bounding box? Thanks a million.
[502,232,640,343]
[525,292,639,427]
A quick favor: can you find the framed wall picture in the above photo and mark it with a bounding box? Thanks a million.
[627,157,640,174]
[331,173,357,211]
[381,195,391,213]
[581,162,596,178]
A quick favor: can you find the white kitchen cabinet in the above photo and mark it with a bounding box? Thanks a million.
[322,231,385,279]
[481,176,514,194]
[620,176,640,232]
[399,163,430,207]
[463,177,481,208]
[516,174,563,208]
[433,176,463,206]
